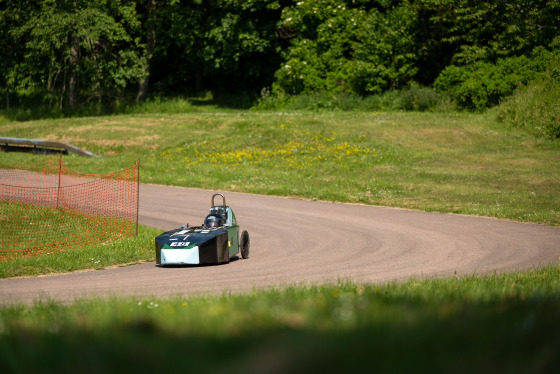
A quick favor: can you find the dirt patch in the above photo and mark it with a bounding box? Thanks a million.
[87,134,160,148]
[67,125,146,134]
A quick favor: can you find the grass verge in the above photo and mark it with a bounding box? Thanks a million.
[0,225,160,279]
[0,266,558,373]
[0,201,139,263]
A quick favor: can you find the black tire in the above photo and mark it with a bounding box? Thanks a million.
[240,230,250,259]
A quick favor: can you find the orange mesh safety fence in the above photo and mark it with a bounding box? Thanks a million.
[0,155,139,261]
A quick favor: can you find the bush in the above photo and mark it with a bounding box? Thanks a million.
[253,91,403,112]
[495,58,560,139]
[434,48,555,111]
[399,85,440,112]
[253,89,451,112]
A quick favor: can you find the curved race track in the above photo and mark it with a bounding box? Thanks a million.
[1,184,559,305]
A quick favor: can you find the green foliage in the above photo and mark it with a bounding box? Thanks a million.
[419,0,560,66]
[151,0,284,94]
[255,90,402,111]
[399,85,441,112]
[5,0,145,110]
[434,49,556,111]
[348,2,418,94]
[255,88,447,112]
[273,0,418,95]
[272,0,560,102]
[2,0,560,120]
[495,57,560,139]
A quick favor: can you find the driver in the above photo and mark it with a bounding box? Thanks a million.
[204,214,225,228]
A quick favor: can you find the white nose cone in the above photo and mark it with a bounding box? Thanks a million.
[161,246,200,265]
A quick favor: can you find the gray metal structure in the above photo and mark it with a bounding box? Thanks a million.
[0,137,97,157]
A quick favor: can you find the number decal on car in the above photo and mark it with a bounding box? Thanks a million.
[170,242,190,247]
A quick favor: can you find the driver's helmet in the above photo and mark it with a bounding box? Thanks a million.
[204,214,225,228]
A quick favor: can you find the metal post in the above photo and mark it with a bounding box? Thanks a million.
[56,154,62,208]
[136,159,140,236]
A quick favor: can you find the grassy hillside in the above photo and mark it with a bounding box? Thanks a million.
[1,109,559,372]
[1,110,559,225]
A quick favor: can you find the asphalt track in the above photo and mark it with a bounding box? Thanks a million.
[1,184,559,305]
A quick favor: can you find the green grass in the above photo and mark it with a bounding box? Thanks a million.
[1,110,559,225]
[0,225,160,278]
[0,201,138,261]
[1,266,559,373]
[0,201,95,252]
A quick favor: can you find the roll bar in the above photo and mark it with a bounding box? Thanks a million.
[211,193,226,207]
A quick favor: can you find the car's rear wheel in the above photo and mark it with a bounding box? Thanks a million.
[240,230,250,259]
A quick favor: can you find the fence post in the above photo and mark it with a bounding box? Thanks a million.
[56,154,62,208]
[136,159,140,235]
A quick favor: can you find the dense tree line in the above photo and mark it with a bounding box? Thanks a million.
[1,0,558,111]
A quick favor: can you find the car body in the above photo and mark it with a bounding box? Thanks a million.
[155,193,250,266]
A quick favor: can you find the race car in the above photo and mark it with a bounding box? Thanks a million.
[155,193,250,266]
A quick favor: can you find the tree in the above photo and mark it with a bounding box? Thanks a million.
[149,0,286,96]
[417,0,560,66]
[0,0,40,109]
[200,0,287,92]
[12,0,144,109]
[273,0,418,95]
[135,0,156,102]
[349,1,418,93]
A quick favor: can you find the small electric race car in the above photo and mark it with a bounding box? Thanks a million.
[155,193,250,266]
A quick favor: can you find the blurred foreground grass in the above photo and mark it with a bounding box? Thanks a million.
[1,266,559,373]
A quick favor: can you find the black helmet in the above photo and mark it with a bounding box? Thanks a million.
[204,214,224,228]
